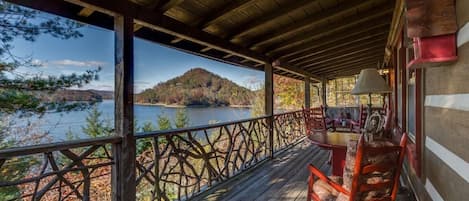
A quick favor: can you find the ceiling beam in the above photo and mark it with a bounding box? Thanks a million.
[273,60,321,82]
[62,0,269,64]
[290,35,387,65]
[223,54,234,59]
[133,23,144,32]
[300,46,385,68]
[320,64,376,77]
[186,0,257,52]
[315,60,379,75]
[248,0,375,50]
[258,3,394,53]
[305,53,383,72]
[226,0,317,40]
[319,58,379,72]
[139,0,183,12]
[170,37,184,43]
[324,64,377,78]
[271,21,390,59]
[304,52,383,72]
[198,0,255,30]
[78,7,94,17]
[158,0,184,12]
[288,34,385,63]
[293,40,386,67]
[200,47,212,52]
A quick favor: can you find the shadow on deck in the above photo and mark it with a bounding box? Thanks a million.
[193,141,330,201]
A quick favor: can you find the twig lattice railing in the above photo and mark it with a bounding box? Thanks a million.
[273,110,306,152]
[134,111,306,200]
[0,136,121,201]
[134,116,271,200]
[0,110,307,201]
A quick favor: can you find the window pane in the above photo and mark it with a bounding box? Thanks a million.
[407,71,416,136]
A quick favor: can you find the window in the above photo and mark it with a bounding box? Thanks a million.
[407,70,416,138]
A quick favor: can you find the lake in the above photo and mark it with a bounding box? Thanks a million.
[18,100,253,141]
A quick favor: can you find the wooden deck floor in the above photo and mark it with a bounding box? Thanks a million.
[193,141,330,201]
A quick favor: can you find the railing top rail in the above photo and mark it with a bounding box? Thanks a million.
[273,109,304,116]
[0,136,122,159]
[135,115,270,139]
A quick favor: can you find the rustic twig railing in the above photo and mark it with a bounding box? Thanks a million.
[273,110,306,152]
[134,116,271,200]
[0,136,121,201]
[0,110,306,201]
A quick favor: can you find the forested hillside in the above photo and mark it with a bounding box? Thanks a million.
[136,68,254,106]
[40,89,114,102]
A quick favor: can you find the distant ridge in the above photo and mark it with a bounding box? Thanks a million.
[136,68,253,107]
[42,89,114,102]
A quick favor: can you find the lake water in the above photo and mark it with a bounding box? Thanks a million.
[19,100,252,141]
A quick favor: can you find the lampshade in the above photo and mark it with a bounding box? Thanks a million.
[351,68,392,95]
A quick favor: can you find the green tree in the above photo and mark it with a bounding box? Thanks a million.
[137,121,155,154]
[174,109,189,128]
[0,2,100,117]
[0,3,100,199]
[82,107,113,138]
[142,122,155,132]
[157,113,172,130]
[81,107,113,158]
[251,86,265,117]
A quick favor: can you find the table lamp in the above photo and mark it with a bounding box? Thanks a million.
[351,68,392,115]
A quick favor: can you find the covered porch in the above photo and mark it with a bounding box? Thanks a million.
[1,0,467,200]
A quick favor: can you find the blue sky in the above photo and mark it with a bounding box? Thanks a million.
[11,14,264,93]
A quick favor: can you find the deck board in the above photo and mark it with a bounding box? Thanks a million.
[192,141,331,201]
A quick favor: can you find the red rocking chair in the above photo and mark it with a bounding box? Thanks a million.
[307,133,408,201]
[350,105,367,133]
[303,106,327,136]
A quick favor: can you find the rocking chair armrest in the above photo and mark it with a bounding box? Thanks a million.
[349,120,360,126]
[307,164,350,195]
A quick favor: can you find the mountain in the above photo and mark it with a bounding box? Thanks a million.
[136,68,254,107]
[42,89,114,102]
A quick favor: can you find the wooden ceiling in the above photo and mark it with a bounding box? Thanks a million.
[8,0,395,81]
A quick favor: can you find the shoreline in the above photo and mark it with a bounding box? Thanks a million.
[134,102,253,108]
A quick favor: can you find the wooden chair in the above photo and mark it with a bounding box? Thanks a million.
[303,106,327,136]
[350,105,367,133]
[307,133,408,201]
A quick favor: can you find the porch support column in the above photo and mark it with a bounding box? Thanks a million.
[321,78,327,107]
[304,76,311,109]
[113,15,136,201]
[264,62,274,158]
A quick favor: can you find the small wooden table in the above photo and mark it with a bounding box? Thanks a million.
[308,132,360,176]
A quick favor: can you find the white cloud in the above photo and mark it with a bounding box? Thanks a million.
[78,84,114,91]
[242,75,263,90]
[31,59,44,66]
[48,59,106,67]
[134,81,153,93]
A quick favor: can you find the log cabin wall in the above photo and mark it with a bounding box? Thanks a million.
[398,1,469,200]
[421,1,469,200]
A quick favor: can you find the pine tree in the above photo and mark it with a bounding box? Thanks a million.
[136,121,155,154]
[142,122,155,132]
[82,107,113,138]
[0,2,100,117]
[174,109,189,128]
[157,113,172,130]
[0,3,100,198]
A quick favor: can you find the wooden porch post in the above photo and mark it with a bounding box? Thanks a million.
[113,15,136,201]
[265,62,274,158]
[321,78,327,107]
[305,76,311,109]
